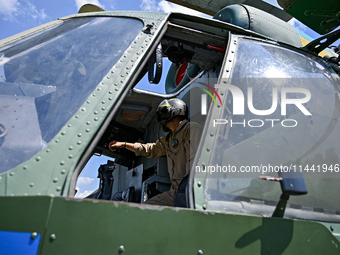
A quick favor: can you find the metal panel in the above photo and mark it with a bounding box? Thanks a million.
[167,0,292,21]
[39,197,340,255]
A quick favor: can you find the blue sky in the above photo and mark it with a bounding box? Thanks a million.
[1,0,337,198]
[0,0,204,40]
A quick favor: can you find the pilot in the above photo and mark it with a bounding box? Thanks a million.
[109,98,202,206]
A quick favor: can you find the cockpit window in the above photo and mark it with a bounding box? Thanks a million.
[204,39,340,222]
[0,17,143,173]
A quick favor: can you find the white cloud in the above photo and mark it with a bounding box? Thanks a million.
[77,176,95,185]
[139,0,208,17]
[158,1,208,17]
[27,2,47,21]
[0,0,20,21]
[75,189,94,198]
[0,0,48,22]
[140,0,159,12]
[74,0,104,11]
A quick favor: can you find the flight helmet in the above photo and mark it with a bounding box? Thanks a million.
[157,98,188,123]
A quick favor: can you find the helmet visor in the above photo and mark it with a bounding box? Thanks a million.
[157,105,172,122]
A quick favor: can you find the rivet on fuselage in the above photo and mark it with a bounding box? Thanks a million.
[118,245,125,252]
[50,234,56,241]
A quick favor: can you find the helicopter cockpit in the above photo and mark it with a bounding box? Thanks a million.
[71,14,227,205]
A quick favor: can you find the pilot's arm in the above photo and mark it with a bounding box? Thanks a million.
[109,139,166,158]
[109,141,135,153]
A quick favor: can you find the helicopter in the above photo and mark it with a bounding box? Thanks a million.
[0,0,340,254]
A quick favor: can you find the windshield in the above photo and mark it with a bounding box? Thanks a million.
[0,17,143,173]
[205,39,340,222]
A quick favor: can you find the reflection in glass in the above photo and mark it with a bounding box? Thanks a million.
[205,39,340,222]
[0,17,143,173]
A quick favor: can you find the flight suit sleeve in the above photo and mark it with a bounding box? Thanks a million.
[134,138,167,158]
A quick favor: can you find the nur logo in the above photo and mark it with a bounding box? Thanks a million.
[195,82,222,115]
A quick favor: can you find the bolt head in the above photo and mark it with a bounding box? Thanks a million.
[118,245,125,252]
[31,232,38,239]
[50,234,56,241]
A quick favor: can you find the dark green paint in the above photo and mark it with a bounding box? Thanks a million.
[0,196,339,254]
[284,0,340,34]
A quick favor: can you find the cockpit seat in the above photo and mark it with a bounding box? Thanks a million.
[113,186,136,202]
[173,175,190,208]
